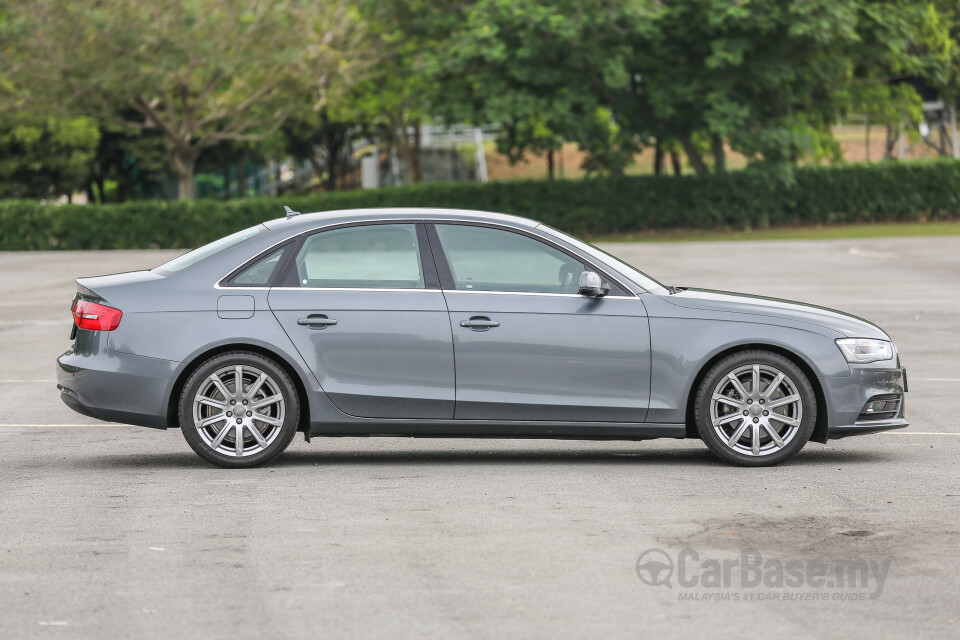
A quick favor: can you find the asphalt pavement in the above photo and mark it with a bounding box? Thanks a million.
[0,236,958,639]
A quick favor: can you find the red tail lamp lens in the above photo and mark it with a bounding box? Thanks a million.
[72,300,122,331]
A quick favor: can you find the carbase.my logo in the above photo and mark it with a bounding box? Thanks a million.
[635,547,890,599]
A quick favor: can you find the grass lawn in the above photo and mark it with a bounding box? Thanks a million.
[590,220,960,243]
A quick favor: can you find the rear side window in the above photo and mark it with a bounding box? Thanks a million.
[434,224,584,294]
[229,247,286,286]
[294,224,425,289]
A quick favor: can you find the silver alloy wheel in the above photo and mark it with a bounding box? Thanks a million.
[192,364,285,457]
[710,363,803,457]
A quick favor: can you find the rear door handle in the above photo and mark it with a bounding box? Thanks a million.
[297,314,338,329]
[460,316,500,330]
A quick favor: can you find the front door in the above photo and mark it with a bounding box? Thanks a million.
[269,222,455,419]
[428,223,651,422]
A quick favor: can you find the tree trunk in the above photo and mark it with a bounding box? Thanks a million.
[237,159,247,198]
[547,148,555,180]
[223,162,231,200]
[411,122,422,183]
[680,136,709,176]
[711,134,726,173]
[654,139,664,176]
[176,172,194,200]
[396,121,422,185]
[170,147,197,200]
[325,130,343,191]
[670,151,682,176]
[865,123,871,162]
[884,125,896,160]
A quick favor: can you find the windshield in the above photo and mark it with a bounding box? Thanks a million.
[540,225,670,295]
[153,226,263,274]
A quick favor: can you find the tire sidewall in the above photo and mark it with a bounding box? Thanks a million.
[178,352,300,468]
[695,350,816,466]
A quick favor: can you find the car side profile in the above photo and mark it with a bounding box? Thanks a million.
[57,208,908,467]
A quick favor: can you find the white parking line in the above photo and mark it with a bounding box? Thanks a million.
[879,432,960,436]
[847,247,898,259]
[0,424,120,427]
[913,378,960,382]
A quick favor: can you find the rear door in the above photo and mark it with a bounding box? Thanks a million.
[427,223,651,422]
[269,222,455,419]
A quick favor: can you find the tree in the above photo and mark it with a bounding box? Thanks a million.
[429,0,644,176]
[281,106,357,192]
[613,0,953,173]
[2,0,364,199]
[496,117,564,179]
[339,0,451,185]
[87,115,168,203]
[0,116,99,200]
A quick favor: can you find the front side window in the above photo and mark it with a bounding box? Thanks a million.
[294,224,425,289]
[434,224,584,294]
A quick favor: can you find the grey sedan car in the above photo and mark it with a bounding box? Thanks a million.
[57,208,908,467]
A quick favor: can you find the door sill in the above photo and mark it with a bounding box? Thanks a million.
[309,421,686,440]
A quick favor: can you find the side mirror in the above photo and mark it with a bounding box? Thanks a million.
[578,271,609,297]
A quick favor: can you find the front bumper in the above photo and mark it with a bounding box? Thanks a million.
[56,341,178,429]
[822,366,908,440]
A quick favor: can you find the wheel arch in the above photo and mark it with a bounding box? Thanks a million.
[166,342,312,437]
[683,342,829,444]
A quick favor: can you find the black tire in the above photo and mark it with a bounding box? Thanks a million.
[178,351,300,468]
[694,349,816,467]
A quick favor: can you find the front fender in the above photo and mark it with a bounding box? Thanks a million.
[645,314,848,424]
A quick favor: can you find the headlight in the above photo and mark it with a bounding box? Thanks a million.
[835,338,893,364]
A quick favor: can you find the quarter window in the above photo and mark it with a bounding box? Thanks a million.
[230,247,286,286]
[294,224,425,289]
[434,224,584,294]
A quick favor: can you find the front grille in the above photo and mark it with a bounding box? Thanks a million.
[858,394,902,421]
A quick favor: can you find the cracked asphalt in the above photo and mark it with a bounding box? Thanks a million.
[0,235,957,639]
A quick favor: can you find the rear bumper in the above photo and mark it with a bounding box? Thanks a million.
[56,346,177,429]
[823,366,908,440]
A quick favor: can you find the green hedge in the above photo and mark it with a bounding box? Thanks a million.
[1,161,958,250]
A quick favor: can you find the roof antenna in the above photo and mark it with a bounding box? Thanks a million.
[284,205,300,220]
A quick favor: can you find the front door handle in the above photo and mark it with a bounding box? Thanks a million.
[460,316,500,330]
[297,314,338,329]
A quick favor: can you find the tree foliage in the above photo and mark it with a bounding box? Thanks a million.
[1,0,365,198]
[0,116,99,199]
[0,0,958,198]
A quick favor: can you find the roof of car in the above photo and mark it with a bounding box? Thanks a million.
[262,207,540,232]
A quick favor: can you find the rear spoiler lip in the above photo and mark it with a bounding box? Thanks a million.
[74,280,107,304]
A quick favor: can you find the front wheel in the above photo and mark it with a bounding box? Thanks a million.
[694,350,816,466]
[178,351,300,468]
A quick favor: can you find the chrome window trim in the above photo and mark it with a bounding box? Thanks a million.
[264,287,602,298]
[268,287,442,293]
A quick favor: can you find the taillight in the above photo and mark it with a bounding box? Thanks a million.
[72,300,122,331]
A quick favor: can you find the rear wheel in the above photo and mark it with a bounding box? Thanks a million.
[694,350,816,466]
[178,351,299,468]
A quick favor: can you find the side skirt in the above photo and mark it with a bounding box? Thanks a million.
[308,421,687,440]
